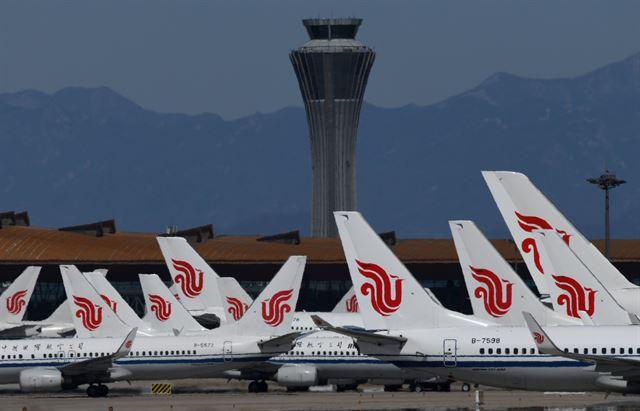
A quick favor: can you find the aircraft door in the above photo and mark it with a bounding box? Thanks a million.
[443,339,457,367]
[223,341,232,362]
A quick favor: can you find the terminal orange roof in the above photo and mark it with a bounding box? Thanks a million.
[0,225,637,264]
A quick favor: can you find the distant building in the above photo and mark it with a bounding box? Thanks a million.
[290,18,375,237]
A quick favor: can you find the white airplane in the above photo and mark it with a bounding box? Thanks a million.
[450,220,579,326]
[0,267,41,338]
[318,211,640,394]
[0,260,304,397]
[483,170,640,313]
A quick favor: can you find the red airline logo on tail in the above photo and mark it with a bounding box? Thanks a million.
[172,259,204,298]
[346,294,359,313]
[72,295,103,331]
[148,294,172,321]
[5,290,27,315]
[261,289,293,327]
[226,296,249,321]
[515,211,571,274]
[552,275,597,318]
[470,266,513,318]
[356,260,403,317]
[533,332,544,344]
[100,294,117,313]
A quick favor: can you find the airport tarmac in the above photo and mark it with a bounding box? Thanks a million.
[2,380,640,411]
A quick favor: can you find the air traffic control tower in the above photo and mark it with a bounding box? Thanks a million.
[290,18,375,237]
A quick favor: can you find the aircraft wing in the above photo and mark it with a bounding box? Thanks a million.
[311,315,407,348]
[60,328,137,378]
[0,324,41,339]
[523,312,640,371]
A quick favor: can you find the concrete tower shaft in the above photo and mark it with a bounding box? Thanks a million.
[290,18,375,237]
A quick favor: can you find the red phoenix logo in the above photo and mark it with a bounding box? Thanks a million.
[346,294,359,313]
[356,260,403,316]
[72,295,103,331]
[552,275,597,318]
[6,290,27,315]
[226,296,249,321]
[148,294,172,321]
[533,332,544,344]
[470,266,513,318]
[172,259,204,298]
[515,211,571,274]
[100,294,117,313]
[261,289,293,327]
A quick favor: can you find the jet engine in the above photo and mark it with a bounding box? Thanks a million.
[276,364,318,387]
[19,368,64,392]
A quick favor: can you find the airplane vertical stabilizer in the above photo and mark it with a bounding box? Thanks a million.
[535,231,633,325]
[60,265,130,338]
[0,266,40,324]
[450,220,578,326]
[332,286,358,313]
[218,277,254,323]
[334,212,492,330]
[224,256,306,337]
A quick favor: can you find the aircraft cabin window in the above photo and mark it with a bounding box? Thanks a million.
[573,348,578,354]
[637,348,640,354]
[505,348,510,355]
[522,348,527,354]
[496,348,501,355]
[602,348,606,354]
[530,348,535,355]
[488,348,493,355]
[31,354,34,359]
[479,348,485,355]
[611,348,616,354]
[193,350,197,355]
[620,348,625,355]
[563,348,568,353]
[583,348,588,354]
[592,348,597,354]
[628,348,633,354]
[514,348,518,355]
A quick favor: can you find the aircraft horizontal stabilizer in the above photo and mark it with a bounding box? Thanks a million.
[258,332,302,351]
[61,327,137,378]
[523,312,640,370]
[311,315,407,348]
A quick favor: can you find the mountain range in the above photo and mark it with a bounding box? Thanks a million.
[2,52,640,238]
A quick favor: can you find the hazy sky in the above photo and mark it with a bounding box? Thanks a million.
[2,1,640,119]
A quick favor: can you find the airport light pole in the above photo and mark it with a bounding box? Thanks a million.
[587,170,626,258]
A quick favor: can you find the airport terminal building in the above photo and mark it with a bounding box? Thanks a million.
[1,215,640,320]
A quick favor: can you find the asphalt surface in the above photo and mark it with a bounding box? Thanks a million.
[2,380,640,410]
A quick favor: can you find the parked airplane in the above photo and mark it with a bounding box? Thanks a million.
[0,267,41,338]
[0,261,304,397]
[450,220,579,326]
[483,170,640,313]
[319,211,640,394]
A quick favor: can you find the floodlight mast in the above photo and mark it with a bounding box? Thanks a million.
[587,170,626,257]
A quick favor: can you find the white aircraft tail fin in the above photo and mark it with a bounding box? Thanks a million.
[156,237,222,314]
[60,265,129,338]
[84,271,144,328]
[332,286,359,313]
[139,274,206,334]
[218,277,253,322]
[535,231,632,325]
[450,220,578,326]
[229,256,305,336]
[334,212,491,330]
[483,171,634,294]
[0,266,40,323]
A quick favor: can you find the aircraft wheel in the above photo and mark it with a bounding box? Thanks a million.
[384,384,402,392]
[461,383,471,392]
[412,384,423,392]
[248,381,258,393]
[98,384,109,397]
[258,381,268,392]
[86,385,99,398]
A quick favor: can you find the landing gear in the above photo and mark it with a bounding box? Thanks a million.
[86,384,109,397]
[286,386,310,392]
[461,383,471,392]
[248,380,268,393]
[336,383,358,392]
[384,384,403,392]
